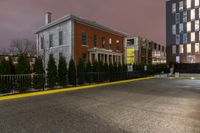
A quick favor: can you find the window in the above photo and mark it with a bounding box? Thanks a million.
[59,31,63,45]
[102,36,106,48]
[49,34,53,48]
[176,13,180,24]
[172,25,176,35]
[59,52,63,58]
[116,40,120,50]
[179,45,184,54]
[187,44,192,53]
[40,37,44,49]
[82,31,88,46]
[187,0,191,9]
[195,0,199,7]
[191,32,195,42]
[183,33,188,43]
[179,23,183,33]
[191,9,195,20]
[176,35,180,44]
[183,11,187,22]
[195,20,199,31]
[82,53,87,62]
[172,45,176,54]
[187,22,191,32]
[176,56,180,63]
[109,38,112,49]
[195,43,200,53]
[179,1,183,11]
[93,34,98,47]
[172,3,176,13]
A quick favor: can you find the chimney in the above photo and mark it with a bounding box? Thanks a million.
[45,12,52,25]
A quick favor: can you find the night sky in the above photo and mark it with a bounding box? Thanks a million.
[0,0,165,49]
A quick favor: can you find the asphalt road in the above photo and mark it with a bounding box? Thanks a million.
[0,78,200,133]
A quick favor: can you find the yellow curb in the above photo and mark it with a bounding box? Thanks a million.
[0,76,155,101]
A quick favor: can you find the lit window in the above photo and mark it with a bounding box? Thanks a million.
[191,32,195,42]
[179,45,184,54]
[183,33,188,43]
[179,23,183,33]
[195,0,199,7]
[191,9,195,20]
[172,45,176,54]
[176,35,180,44]
[102,36,106,48]
[195,43,200,53]
[187,22,191,32]
[195,20,199,31]
[176,13,180,24]
[172,25,176,35]
[187,0,191,9]
[179,1,183,11]
[183,11,187,22]
[172,3,176,13]
[187,44,192,53]
[109,38,112,44]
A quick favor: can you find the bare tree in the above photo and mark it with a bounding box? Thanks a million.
[9,39,36,56]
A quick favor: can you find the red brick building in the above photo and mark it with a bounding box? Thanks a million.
[35,13,128,68]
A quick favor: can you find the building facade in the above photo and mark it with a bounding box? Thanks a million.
[35,13,128,69]
[127,37,166,64]
[166,0,200,63]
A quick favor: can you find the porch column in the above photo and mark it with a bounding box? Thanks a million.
[107,54,109,64]
[95,53,98,62]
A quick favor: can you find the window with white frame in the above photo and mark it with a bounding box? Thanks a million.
[187,44,192,53]
[191,9,195,20]
[183,11,187,22]
[191,32,195,42]
[195,43,200,53]
[40,37,44,49]
[179,45,184,54]
[179,1,184,11]
[176,35,180,44]
[195,20,199,31]
[172,3,176,13]
[172,45,176,54]
[172,25,176,35]
[179,23,183,33]
[187,0,191,9]
[176,13,180,24]
[187,22,191,32]
[195,0,199,7]
[183,33,188,43]
[82,31,88,46]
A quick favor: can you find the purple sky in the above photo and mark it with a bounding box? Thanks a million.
[0,0,165,49]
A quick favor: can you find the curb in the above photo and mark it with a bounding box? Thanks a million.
[0,76,155,101]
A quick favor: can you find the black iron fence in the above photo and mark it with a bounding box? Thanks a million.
[0,71,156,94]
[0,74,45,94]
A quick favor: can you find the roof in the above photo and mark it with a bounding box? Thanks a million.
[35,14,129,37]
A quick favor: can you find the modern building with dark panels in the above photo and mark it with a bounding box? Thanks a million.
[166,0,200,63]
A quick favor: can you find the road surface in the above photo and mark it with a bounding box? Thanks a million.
[0,78,200,133]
